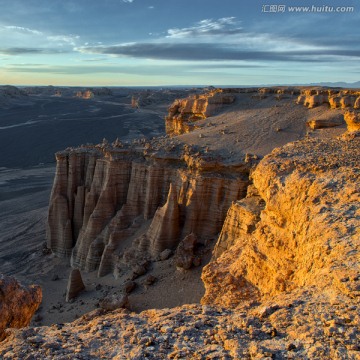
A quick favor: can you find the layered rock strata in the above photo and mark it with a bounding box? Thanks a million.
[297,88,360,109]
[0,274,42,341]
[165,86,304,136]
[47,146,251,275]
[165,89,235,135]
[202,137,360,307]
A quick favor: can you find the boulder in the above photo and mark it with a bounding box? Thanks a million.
[0,274,42,341]
[174,233,200,270]
[344,111,360,132]
[99,295,129,311]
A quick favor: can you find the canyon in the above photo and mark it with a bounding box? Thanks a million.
[0,86,359,359]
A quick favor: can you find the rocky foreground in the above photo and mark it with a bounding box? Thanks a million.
[0,87,359,358]
[1,289,358,360]
[1,135,359,359]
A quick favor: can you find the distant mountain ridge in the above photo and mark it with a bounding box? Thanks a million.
[309,81,360,88]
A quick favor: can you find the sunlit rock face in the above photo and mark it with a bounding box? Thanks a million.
[47,145,251,275]
[165,89,235,135]
[202,137,360,307]
[0,274,42,341]
[344,110,360,132]
[296,88,360,109]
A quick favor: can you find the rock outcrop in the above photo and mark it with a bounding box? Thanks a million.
[202,137,360,307]
[306,115,344,129]
[174,233,200,270]
[75,90,94,99]
[297,88,360,109]
[0,274,42,341]
[65,269,85,302]
[47,145,251,275]
[212,192,264,259]
[2,293,358,358]
[165,89,235,135]
[344,110,360,132]
[75,88,113,99]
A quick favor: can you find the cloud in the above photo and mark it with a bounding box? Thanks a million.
[4,64,184,76]
[73,16,360,66]
[47,35,80,46]
[166,17,243,38]
[0,47,68,55]
[77,42,360,62]
[122,0,134,2]
[0,24,80,54]
[3,25,43,35]
[4,62,266,76]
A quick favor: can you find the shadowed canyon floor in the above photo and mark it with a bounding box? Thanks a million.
[0,86,359,359]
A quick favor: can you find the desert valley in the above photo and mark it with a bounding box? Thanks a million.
[0,85,359,359]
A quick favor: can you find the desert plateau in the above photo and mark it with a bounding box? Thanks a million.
[0,84,359,359]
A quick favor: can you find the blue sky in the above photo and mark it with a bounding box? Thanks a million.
[0,0,359,86]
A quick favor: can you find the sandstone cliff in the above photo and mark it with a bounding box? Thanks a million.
[0,274,42,341]
[296,88,360,109]
[202,137,360,307]
[165,89,235,135]
[47,144,251,275]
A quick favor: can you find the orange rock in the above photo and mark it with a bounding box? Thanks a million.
[344,110,360,132]
[0,274,42,341]
[202,137,360,307]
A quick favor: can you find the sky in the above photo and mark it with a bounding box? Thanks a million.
[0,0,359,86]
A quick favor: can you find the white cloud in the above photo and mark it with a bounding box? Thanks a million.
[47,35,80,46]
[122,0,134,3]
[166,17,241,39]
[0,24,80,55]
[3,25,43,36]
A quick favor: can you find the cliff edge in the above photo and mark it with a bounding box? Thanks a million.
[203,136,360,307]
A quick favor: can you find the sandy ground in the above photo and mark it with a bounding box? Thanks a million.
[0,166,55,277]
[174,94,348,162]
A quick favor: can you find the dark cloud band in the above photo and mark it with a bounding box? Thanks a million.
[78,43,360,62]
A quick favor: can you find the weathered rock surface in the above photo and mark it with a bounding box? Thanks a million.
[99,294,129,311]
[213,193,265,259]
[344,110,360,132]
[306,115,344,129]
[174,233,200,270]
[65,269,85,302]
[0,274,42,341]
[202,137,360,307]
[297,88,360,109]
[166,89,235,135]
[1,292,358,359]
[47,145,250,275]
